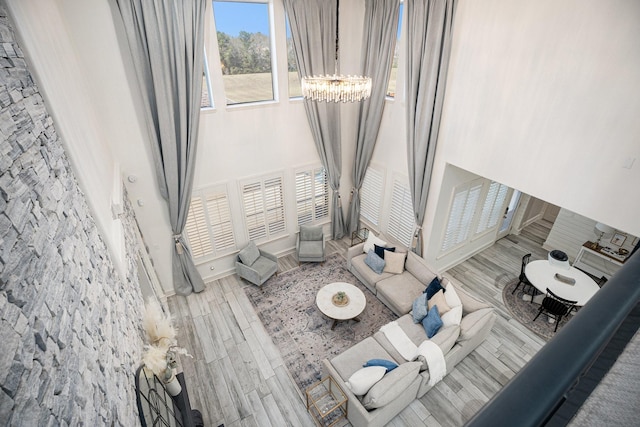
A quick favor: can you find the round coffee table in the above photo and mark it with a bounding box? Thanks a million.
[316,282,366,330]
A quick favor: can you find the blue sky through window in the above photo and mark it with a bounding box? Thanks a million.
[213,2,270,36]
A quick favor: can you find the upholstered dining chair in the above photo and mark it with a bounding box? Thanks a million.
[296,225,325,265]
[235,241,278,286]
[511,253,537,301]
[533,288,578,332]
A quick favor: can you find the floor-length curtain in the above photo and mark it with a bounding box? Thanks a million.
[113,0,206,295]
[284,0,346,239]
[406,0,456,255]
[346,0,400,234]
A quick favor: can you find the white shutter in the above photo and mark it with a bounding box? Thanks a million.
[295,170,313,225]
[313,167,329,221]
[185,196,214,259]
[387,179,415,248]
[264,176,285,235]
[296,167,328,225]
[242,181,267,241]
[360,167,384,226]
[476,181,509,235]
[206,192,236,252]
[441,180,483,252]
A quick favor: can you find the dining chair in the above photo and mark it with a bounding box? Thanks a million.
[511,253,538,301]
[533,288,578,332]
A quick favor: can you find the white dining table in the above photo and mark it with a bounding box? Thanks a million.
[525,260,600,306]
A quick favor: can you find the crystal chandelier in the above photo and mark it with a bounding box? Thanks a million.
[301,0,372,103]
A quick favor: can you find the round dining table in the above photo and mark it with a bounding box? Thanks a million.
[525,260,600,306]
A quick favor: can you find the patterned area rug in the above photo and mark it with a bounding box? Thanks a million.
[243,254,397,392]
[503,281,564,341]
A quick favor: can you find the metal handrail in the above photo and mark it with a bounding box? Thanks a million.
[465,250,640,427]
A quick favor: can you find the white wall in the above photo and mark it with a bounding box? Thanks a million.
[436,0,640,236]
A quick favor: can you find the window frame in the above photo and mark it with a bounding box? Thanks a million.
[294,165,330,226]
[239,172,287,243]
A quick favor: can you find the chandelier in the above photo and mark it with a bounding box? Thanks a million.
[301,0,372,103]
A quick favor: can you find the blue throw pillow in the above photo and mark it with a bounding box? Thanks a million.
[423,276,445,300]
[412,293,429,323]
[374,244,396,259]
[363,359,398,372]
[422,305,443,338]
[364,250,386,274]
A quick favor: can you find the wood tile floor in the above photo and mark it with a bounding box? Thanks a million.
[168,228,550,427]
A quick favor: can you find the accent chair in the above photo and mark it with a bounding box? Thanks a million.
[533,288,577,332]
[512,253,538,301]
[296,225,325,265]
[235,241,278,286]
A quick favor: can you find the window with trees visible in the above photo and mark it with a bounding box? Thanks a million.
[285,15,302,98]
[213,1,274,105]
[201,50,214,108]
[295,167,329,225]
[241,174,286,241]
[386,1,403,98]
[184,186,236,259]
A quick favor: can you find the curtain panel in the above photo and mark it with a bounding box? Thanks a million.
[346,0,400,235]
[113,0,206,295]
[405,0,456,255]
[283,0,346,239]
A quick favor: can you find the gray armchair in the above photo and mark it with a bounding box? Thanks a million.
[296,225,325,265]
[235,241,278,286]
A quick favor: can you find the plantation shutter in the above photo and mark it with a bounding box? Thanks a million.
[264,176,285,235]
[185,196,214,259]
[476,182,509,235]
[313,167,329,221]
[243,181,267,241]
[387,179,415,248]
[206,192,236,252]
[441,180,483,252]
[360,167,384,226]
[296,171,313,225]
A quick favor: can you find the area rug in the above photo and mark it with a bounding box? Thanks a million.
[243,254,398,392]
[503,281,563,341]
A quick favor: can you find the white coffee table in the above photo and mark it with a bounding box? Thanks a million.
[316,282,366,330]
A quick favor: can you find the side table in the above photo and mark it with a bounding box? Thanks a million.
[350,227,369,246]
[306,376,347,427]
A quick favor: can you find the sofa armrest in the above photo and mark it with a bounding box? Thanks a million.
[448,279,490,315]
[347,243,365,267]
[322,359,371,427]
[259,249,278,264]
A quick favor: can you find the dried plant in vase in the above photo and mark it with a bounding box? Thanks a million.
[141,298,191,396]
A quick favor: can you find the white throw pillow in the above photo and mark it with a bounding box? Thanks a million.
[363,233,387,255]
[345,366,387,395]
[441,281,463,327]
[443,280,462,308]
[383,251,406,274]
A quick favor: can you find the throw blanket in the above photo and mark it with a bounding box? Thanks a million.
[380,321,418,361]
[417,340,446,386]
[380,322,447,387]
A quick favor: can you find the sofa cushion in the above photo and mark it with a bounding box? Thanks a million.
[405,252,438,286]
[298,240,324,258]
[363,359,398,372]
[238,241,260,266]
[374,244,396,259]
[422,306,443,338]
[330,337,396,383]
[459,308,495,343]
[345,366,387,395]
[350,254,394,286]
[428,290,451,315]
[363,233,387,254]
[365,250,386,274]
[383,251,406,274]
[411,293,429,323]
[430,325,460,355]
[362,361,422,410]
[377,273,426,315]
[456,285,491,316]
[300,224,323,240]
[251,256,277,277]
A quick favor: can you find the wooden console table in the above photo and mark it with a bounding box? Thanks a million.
[573,242,627,280]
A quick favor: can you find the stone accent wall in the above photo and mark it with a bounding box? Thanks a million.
[0,6,145,426]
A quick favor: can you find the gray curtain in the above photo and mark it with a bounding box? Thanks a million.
[406,0,456,255]
[113,0,206,295]
[346,0,400,234]
[283,0,346,239]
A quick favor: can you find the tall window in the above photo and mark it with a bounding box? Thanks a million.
[360,166,385,227]
[184,186,236,260]
[387,178,415,247]
[386,2,403,98]
[213,1,274,105]
[441,180,483,253]
[241,175,286,241]
[285,15,302,98]
[476,181,509,235]
[201,50,214,108]
[296,167,329,225]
